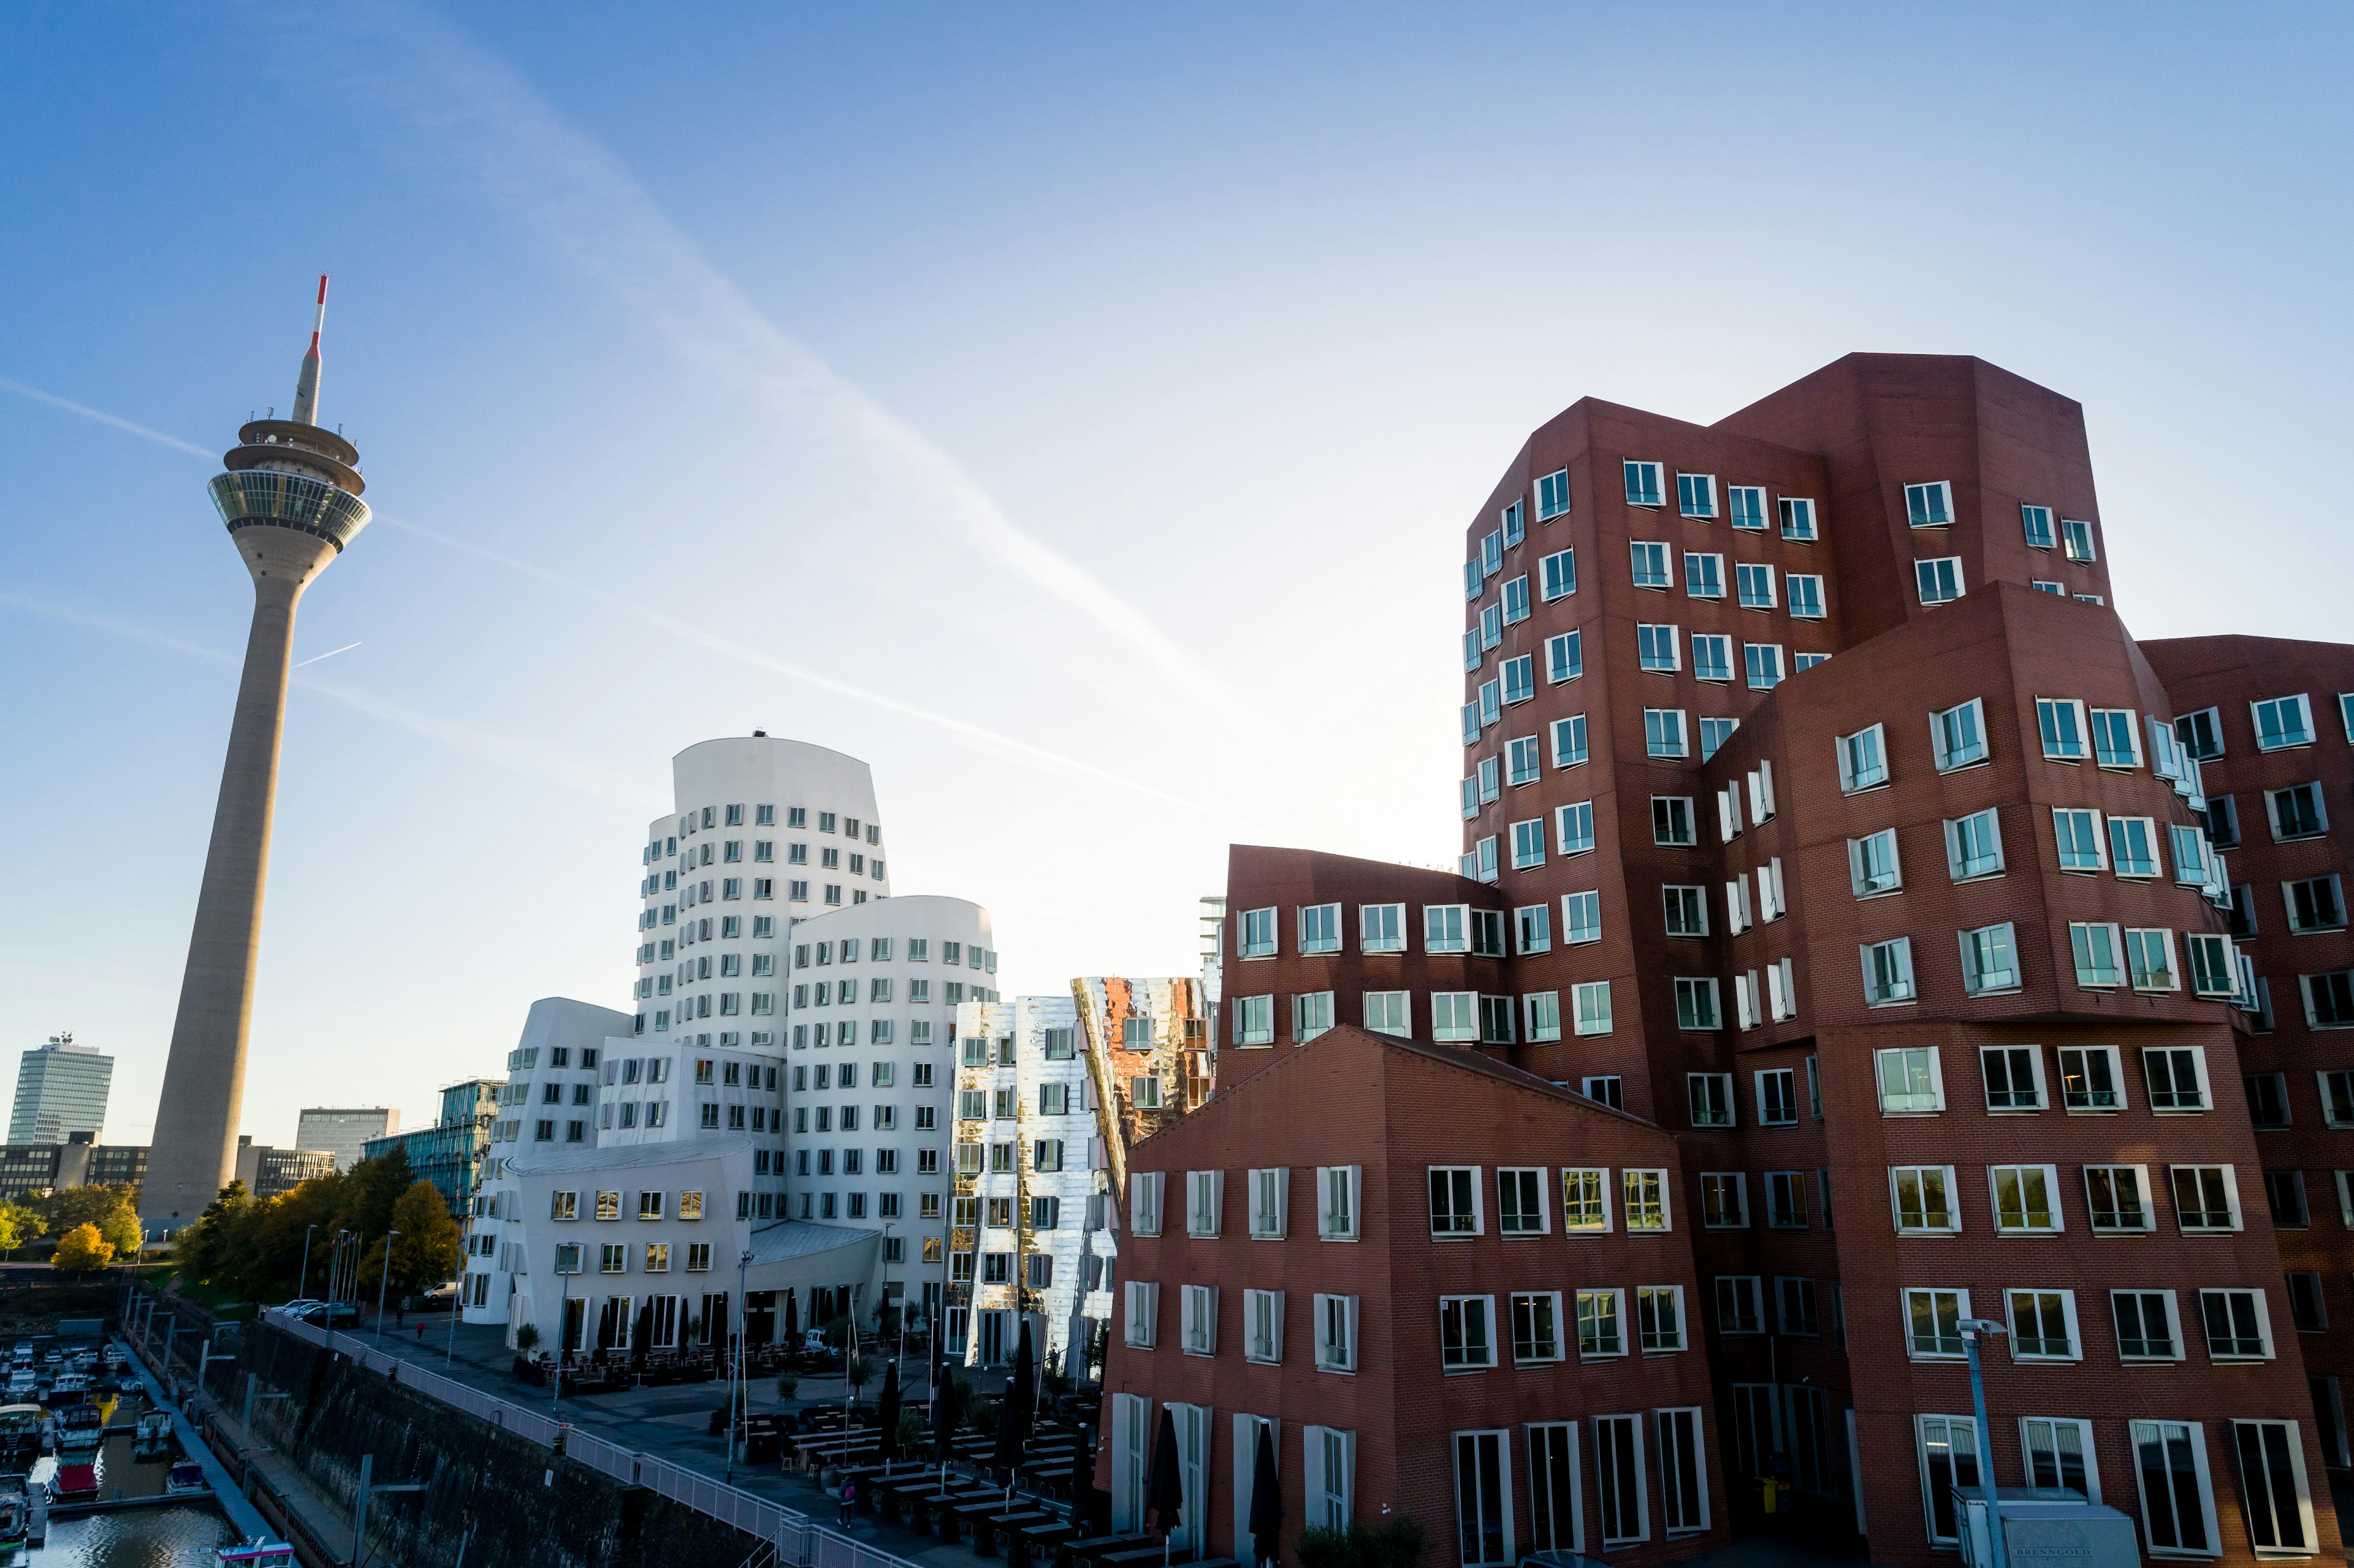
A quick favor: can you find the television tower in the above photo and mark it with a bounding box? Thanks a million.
[141,278,372,1236]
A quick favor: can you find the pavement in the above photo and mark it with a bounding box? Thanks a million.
[341,1317,1022,1568]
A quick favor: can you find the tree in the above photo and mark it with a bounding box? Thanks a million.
[36,1184,140,1241]
[384,1181,462,1293]
[0,1202,42,1260]
[97,1202,142,1260]
[52,1224,112,1273]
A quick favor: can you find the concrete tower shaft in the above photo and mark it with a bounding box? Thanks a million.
[142,278,371,1236]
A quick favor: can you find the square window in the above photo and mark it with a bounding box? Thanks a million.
[1685,552,1724,599]
[1875,1046,1943,1113]
[1862,937,1914,1005]
[1624,461,1664,508]
[2021,504,2057,549]
[1728,485,1766,528]
[1744,643,1783,690]
[1981,1045,2043,1111]
[1536,469,1571,521]
[1540,548,1576,599]
[1644,708,1688,759]
[1692,633,1732,682]
[1905,481,1954,527]
[1778,496,1818,540]
[1677,473,1716,518]
[2061,517,2098,562]
[1960,921,2020,994]
[1989,1163,2061,1233]
[1916,557,1964,604]
[1837,724,1888,791]
[1631,541,1672,589]
[1637,622,1680,671]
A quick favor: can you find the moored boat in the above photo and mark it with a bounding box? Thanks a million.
[165,1460,207,1496]
[50,1463,97,1503]
[51,1406,101,1451]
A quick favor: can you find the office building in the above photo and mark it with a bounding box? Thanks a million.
[144,279,372,1236]
[1102,355,2345,1568]
[294,1108,398,1173]
[365,1079,501,1219]
[8,1034,113,1145]
[233,1137,336,1200]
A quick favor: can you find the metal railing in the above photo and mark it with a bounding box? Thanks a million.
[250,1308,924,1568]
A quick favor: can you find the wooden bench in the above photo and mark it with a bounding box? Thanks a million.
[977,1510,1055,1558]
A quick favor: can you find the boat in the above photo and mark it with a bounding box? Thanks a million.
[44,1374,86,1409]
[0,1407,39,1454]
[135,1408,173,1445]
[216,1541,297,1568]
[0,1475,25,1545]
[99,1345,125,1371]
[166,1460,208,1496]
[3,1372,33,1401]
[52,1406,101,1451]
[50,1463,97,1503]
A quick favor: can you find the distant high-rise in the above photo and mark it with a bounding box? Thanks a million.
[293,1107,398,1173]
[7,1034,113,1145]
[142,278,373,1236]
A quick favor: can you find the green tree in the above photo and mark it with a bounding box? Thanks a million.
[384,1180,462,1293]
[51,1224,113,1273]
[0,1202,42,1260]
[97,1201,142,1260]
[172,1182,254,1284]
[35,1184,139,1241]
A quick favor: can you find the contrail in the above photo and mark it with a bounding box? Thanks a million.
[293,641,362,669]
[0,380,1236,821]
[0,376,214,459]
[300,0,1232,710]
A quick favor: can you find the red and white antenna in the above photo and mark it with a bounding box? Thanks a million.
[292,273,329,425]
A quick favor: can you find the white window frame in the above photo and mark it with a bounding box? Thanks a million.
[2004,1287,2082,1361]
[1186,1169,1224,1238]
[1875,1045,1945,1114]
[1905,480,1954,527]
[1181,1284,1217,1356]
[1124,1281,1159,1348]
[2111,1288,2185,1363]
[1916,555,1964,604]
[1247,1167,1287,1239]
[2128,1418,2220,1559]
[1989,1163,2065,1234]
[1313,1293,1359,1373]
[1890,1164,1961,1235]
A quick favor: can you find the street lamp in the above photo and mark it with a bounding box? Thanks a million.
[1958,1317,2010,1568]
[726,1248,750,1484]
[297,1225,318,1303]
[375,1231,402,1338]
[553,1253,576,1410]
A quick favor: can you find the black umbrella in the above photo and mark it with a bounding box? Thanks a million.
[934,1367,963,1486]
[875,1357,903,1462]
[1247,1424,1282,1567]
[1070,1426,1102,1532]
[1145,1405,1184,1566]
[996,1316,1037,1474]
[783,1289,799,1349]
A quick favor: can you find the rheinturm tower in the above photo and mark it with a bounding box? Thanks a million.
[141,278,371,1236]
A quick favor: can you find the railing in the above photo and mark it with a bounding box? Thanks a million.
[250,1307,924,1568]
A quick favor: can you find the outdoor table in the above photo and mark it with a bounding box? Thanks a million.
[1057,1532,1153,1568]
[1014,1519,1076,1568]
[980,1510,1054,1558]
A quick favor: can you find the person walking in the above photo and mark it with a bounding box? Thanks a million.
[837,1476,856,1527]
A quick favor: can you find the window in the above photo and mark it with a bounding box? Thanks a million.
[2109,815,2158,877]
[1501,574,1529,625]
[1291,990,1334,1042]
[1529,549,1579,609]
[1637,623,1679,671]
[2252,693,2315,752]
[2268,782,2327,839]
[2087,1165,2150,1231]
[1916,556,1964,604]
[1960,922,2021,994]
[1510,1292,1563,1363]
[1439,1296,1496,1371]
[1891,1165,1959,1233]
[1561,1168,1610,1232]
[2287,1272,2327,1331]
[1715,1276,1763,1335]
[1430,1167,1480,1236]
[1515,904,1551,954]
[1755,1068,1797,1127]
[1358,902,1404,954]
[1583,1075,1621,1108]
[1727,484,1766,528]
[1624,460,1664,506]
[2113,1290,2181,1361]
[2285,875,2345,932]
[1501,655,1534,706]
[1685,552,1724,599]
[1981,1046,2043,1111]
[1622,1169,1669,1231]
[1551,714,1588,768]
[2247,1071,2290,1128]
[2177,706,2225,761]
[1186,1170,1223,1238]
[1917,1415,1984,1548]
[1522,990,1560,1041]
[1662,885,1707,938]
[2131,1419,2219,1558]
[2266,1170,2309,1228]
[1991,1164,2062,1232]
[1906,1288,1968,1358]
[2171,1165,2241,1232]
[1933,698,1989,770]
[1699,717,1738,760]
[2170,825,2211,886]
[1946,809,2005,880]
[1744,642,1784,690]
[1362,991,1408,1037]
[2022,503,2057,549]
[1876,1047,1943,1113]
[1506,735,1541,786]
[2090,707,2141,768]
[1691,633,1732,682]
[1536,468,1571,522]
[1788,574,1824,618]
[2127,927,2178,991]
[2145,1047,2210,1111]
[1674,977,1720,1030]
[1630,541,1672,588]
[1638,1286,1685,1352]
[2320,1068,2354,1127]
[1576,1289,1625,1357]
[1837,724,1888,791]
[1775,1276,1818,1334]
[1546,632,1582,685]
[1572,982,1612,1036]
[1766,1172,1808,1230]
[1644,709,1688,759]
[2057,1045,2124,1112]
[2303,970,2354,1027]
[2231,1420,2316,1557]
[1849,828,1901,896]
[1233,995,1274,1046]
[2021,1417,2097,1502]
[1699,1173,1746,1228]
[1651,797,1694,846]
[1778,495,1818,539]
[2200,1289,2272,1360]
[1129,1171,1164,1236]
[1181,1285,1217,1355]
[1239,906,1276,958]
[1734,563,1775,612]
[1905,481,1954,527]
[1861,937,1915,1006]
[1675,471,1716,518]
[1510,818,1546,870]
[2033,578,2065,595]
[2070,921,2123,986]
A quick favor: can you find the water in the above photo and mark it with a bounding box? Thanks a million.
[9,1389,235,1567]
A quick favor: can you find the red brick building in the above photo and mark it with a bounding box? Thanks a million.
[1100,355,2348,1568]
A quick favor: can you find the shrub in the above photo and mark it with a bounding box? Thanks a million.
[514,1323,541,1352]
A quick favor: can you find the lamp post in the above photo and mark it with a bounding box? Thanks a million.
[727,1248,750,1484]
[297,1224,318,1302]
[553,1259,573,1410]
[375,1231,401,1338]
[1959,1318,2010,1568]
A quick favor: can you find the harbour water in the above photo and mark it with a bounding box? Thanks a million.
[10,1382,235,1566]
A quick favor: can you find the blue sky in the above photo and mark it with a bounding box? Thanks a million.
[2,2,2347,1144]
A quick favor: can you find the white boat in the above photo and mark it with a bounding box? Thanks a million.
[135,1409,172,1444]
[216,1541,297,1568]
[52,1406,102,1451]
[44,1374,87,1408]
[4,1373,33,1401]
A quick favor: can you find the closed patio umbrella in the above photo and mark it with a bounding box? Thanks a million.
[875,1357,902,1462]
[1146,1404,1184,1567]
[1247,1424,1282,1567]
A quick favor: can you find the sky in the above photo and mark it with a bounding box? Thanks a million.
[2,2,2348,1145]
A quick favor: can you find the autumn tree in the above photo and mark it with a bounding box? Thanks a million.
[384,1180,463,1293]
[51,1224,113,1273]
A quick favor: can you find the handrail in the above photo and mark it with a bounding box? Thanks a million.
[251,1307,919,1568]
